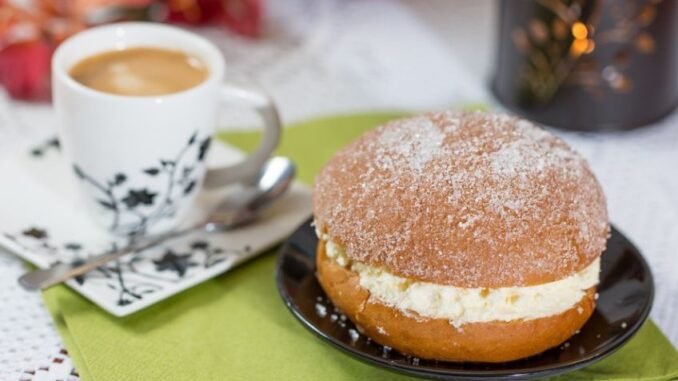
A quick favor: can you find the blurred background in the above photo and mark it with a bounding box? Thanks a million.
[0,1,496,121]
[2,0,676,130]
[0,0,496,113]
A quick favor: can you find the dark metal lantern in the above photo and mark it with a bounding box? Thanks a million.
[493,0,678,131]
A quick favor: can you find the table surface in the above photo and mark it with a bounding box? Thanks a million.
[1,1,676,380]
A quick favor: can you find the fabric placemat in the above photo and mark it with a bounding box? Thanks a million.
[43,113,678,381]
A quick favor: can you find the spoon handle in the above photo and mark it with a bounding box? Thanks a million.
[18,225,202,291]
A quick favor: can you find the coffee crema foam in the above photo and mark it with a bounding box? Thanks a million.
[69,47,208,96]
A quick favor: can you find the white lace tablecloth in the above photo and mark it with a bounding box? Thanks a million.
[1,1,677,380]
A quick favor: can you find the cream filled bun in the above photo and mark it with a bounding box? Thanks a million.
[312,112,609,362]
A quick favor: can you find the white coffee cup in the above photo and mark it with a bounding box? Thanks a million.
[52,22,281,236]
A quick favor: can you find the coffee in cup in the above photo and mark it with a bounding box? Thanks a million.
[69,47,208,96]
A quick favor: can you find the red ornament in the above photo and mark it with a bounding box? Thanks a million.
[165,0,262,38]
[165,0,222,24]
[0,40,53,101]
[219,0,262,38]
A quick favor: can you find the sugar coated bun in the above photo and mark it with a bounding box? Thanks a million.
[313,111,609,288]
[312,111,609,362]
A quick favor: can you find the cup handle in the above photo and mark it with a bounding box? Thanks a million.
[203,82,282,189]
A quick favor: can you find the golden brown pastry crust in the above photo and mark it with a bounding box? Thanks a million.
[316,242,596,363]
[313,112,609,288]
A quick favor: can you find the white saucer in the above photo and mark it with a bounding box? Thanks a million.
[0,137,311,316]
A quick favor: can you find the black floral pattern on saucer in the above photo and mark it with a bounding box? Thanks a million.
[30,138,60,157]
[4,226,250,307]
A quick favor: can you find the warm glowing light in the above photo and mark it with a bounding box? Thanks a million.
[571,22,588,39]
[569,38,589,57]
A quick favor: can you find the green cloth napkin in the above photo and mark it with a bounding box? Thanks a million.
[43,113,678,381]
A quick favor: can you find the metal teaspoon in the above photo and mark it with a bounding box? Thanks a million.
[18,156,296,291]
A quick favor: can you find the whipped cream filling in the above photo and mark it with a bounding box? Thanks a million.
[322,238,599,326]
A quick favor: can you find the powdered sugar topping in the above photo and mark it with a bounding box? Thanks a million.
[375,117,445,174]
[313,111,609,287]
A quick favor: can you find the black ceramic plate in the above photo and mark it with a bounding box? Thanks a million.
[276,219,654,380]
